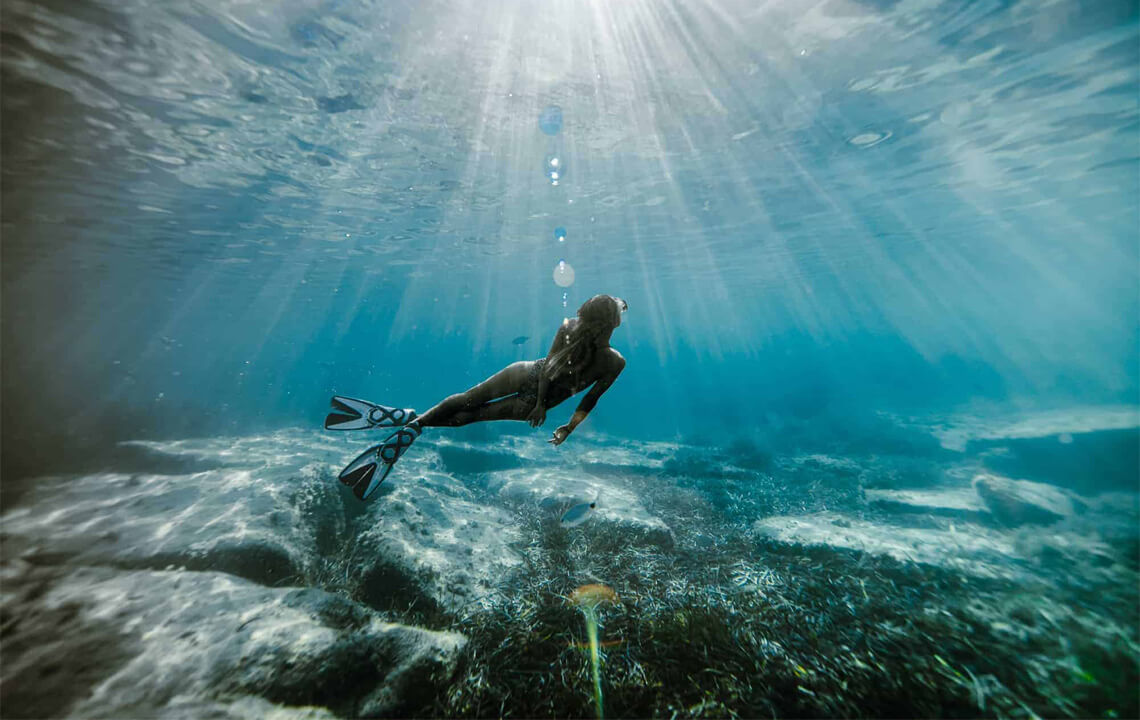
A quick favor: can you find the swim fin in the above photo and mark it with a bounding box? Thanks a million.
[337,423,422,501]
[325,396,417,431]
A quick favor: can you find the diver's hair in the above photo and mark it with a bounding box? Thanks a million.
[544,295,622,382]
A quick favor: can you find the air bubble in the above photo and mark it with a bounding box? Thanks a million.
[555,226,566,242]
[538,105,563,135]
[544,154,565,185]
[562,291,569,308]
[847,130,892,148]
[553,259,575,288]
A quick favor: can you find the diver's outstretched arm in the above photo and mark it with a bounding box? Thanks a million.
[550,352,625,446]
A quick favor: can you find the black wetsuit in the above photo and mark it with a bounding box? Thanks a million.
[516,358,582,410]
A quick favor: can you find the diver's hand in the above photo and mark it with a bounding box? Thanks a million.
[549,425,571,446]
[527,405,547,427]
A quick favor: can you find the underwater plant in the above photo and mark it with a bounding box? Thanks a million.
[569,584,619,719]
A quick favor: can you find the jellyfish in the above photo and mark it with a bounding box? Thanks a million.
[569,584,619,719]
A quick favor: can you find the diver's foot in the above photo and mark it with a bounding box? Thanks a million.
[325,395,417,431]
[337,422,422,501]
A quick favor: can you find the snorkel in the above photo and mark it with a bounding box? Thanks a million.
[569,584,618,719]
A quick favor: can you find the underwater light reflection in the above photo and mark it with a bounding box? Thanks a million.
[1,0,1133,444]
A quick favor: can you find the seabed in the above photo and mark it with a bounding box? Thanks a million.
[2,410,1137,718]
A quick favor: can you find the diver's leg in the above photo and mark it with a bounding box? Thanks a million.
[417,362,533,427]
[444,397,531,427]
[340,371,530,499]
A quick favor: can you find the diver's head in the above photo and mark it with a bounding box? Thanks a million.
[545,295,626,381]
[577,294,627,330]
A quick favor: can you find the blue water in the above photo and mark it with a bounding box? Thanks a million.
[2,0,1138,717]
[3,0,1137,459]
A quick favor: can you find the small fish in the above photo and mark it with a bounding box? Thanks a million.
[512,335,529,345]
[560,500,597,528]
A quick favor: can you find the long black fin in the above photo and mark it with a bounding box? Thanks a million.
[338,444,390,500]
[325,396,416,431]
[336,424,421,501]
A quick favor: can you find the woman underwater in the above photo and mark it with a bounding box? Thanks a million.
[325,294,628,500]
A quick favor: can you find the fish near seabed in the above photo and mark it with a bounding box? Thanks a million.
[561,499,597,528]
[512,335,529,345]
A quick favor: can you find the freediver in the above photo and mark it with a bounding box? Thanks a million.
[325,294,628,500]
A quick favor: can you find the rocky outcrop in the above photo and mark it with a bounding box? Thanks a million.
[348,468,523,615]
[866,487,991,523]
[1,459,344,587]
[972,473,1086,527]
[0,429,488,718]
[895,406,1140,493]
[486,466,674,547]
[0,563,465,719]
[752,511,1021,579]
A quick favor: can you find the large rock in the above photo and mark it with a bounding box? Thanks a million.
[485,466,674,547]
[895,406,1140,492]
[433,434,674,477]
[752,511,1021,579]
[341,434,677,613]
[866,487,990,523]
[1,453,345,587]
[0,426,532,617]
[561,435,676,470]
[972,473,1086,527]
[0,563,466,719]
[349,468,524,615]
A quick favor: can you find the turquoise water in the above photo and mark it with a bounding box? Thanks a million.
[2,1,1138,718]
[3,0,1138,453]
